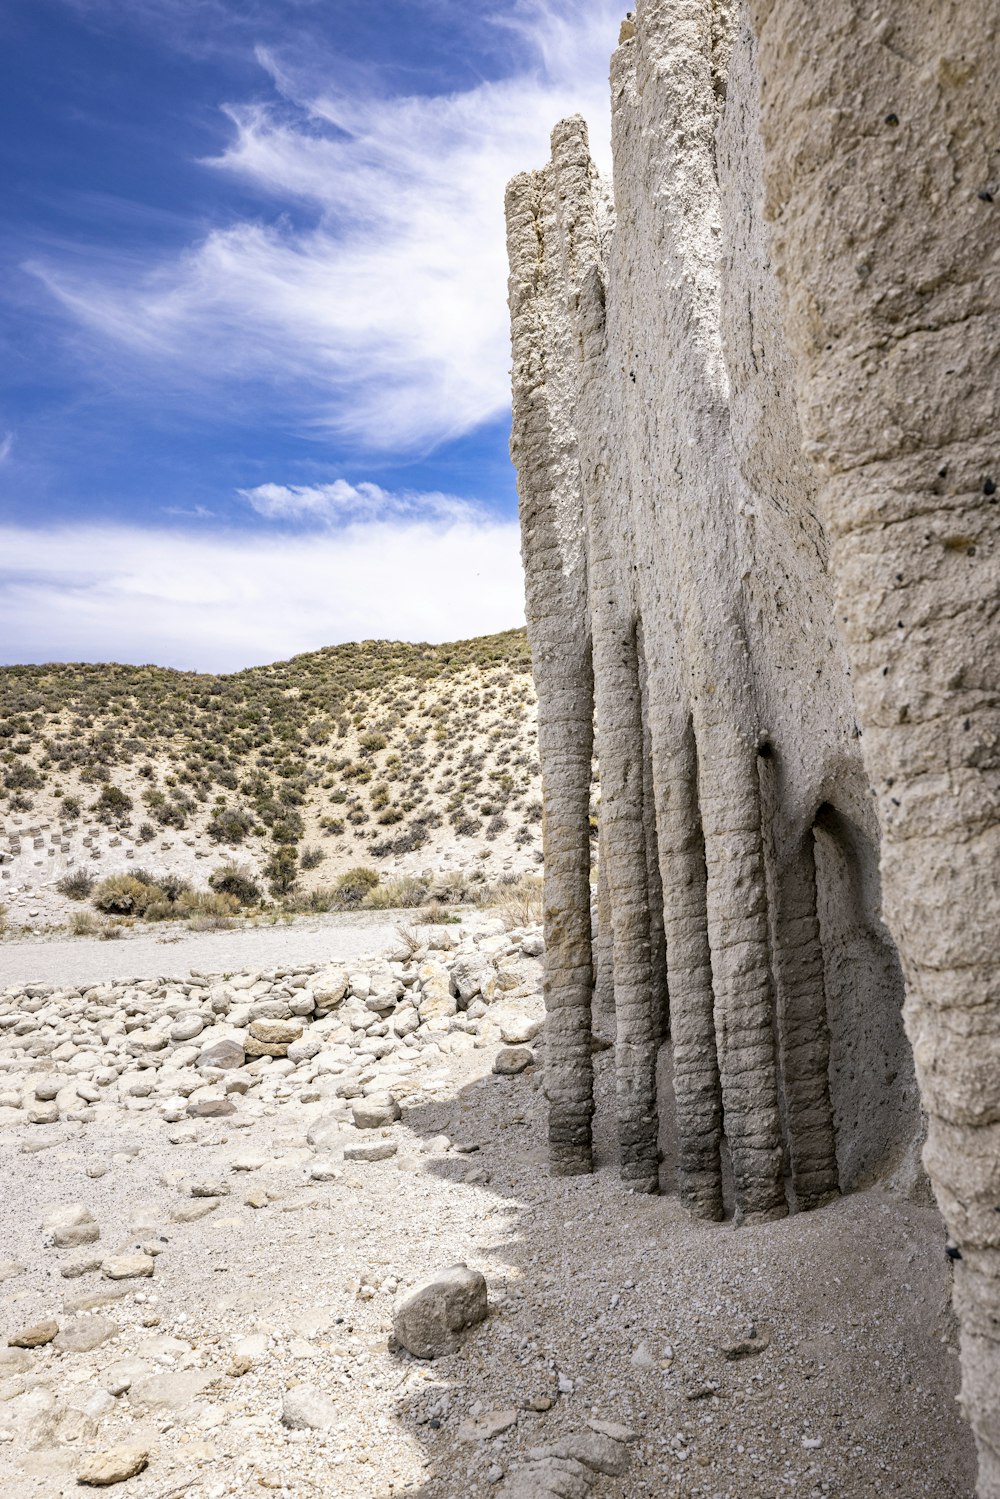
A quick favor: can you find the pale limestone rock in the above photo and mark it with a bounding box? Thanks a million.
[43,1205,99,1249]
[77,1443,148,1486]
[8,1319,58,1349]
[392,1263,488,1359]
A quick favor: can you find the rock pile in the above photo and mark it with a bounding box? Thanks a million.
[0,921,544,1135]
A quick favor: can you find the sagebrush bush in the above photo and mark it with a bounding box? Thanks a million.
[4,763,42,792]
[93,784,133,824]
[265,846,298,897]
[56,870,96,901]
[206,803,255,844]
[299,845,325,871]
[92,874,161,916]
[209,862,261,905]
[333,865,380,906]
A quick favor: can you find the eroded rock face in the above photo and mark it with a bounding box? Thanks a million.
[507,1,997,1490]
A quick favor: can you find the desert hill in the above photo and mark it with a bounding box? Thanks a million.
[0,629,544,935]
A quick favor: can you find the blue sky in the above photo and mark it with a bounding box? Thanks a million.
[0,0,618,669]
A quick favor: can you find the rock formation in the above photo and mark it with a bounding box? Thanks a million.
[506,1,998,1491]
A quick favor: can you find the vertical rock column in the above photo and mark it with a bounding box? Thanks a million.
[507,169,596,1177]
[651,711,724,1218]
[769,828,840,1209]
[550,116,662,1193]
[752,0,1000,1486]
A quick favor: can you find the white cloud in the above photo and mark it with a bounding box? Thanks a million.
[0,433,13,464]
[29,0,620,451]
[239,479,477,524]
[0,517,525,672]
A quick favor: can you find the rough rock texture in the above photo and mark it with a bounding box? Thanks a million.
[392,1263,489,1359]
[507,0,998,1490]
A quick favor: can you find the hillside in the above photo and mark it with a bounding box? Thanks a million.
[0,630,544,934]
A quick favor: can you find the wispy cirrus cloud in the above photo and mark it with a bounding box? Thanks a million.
[28,0,620,453]
[0,433,13,464]
[0,512,524,672]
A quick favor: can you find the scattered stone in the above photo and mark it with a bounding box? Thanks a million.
[352,1094,401,1130]
[587,1418,637,1444]
[281,1383,339,1430]
[77,1445,149,1487]
[170,1198,220,1223]
[498,1014,543,1046]
[27,1101,60,1125]
[392,1263,488,1359]
[493,1046,534,1076]
[719,1324,771,1360]
[128,1369,216,1412]
[55,1316,118,1353]
[343,1140,398,1163]
[43,1205,99,1249]
[187,1096,236,1118]
[60,1249,104,1279]
[8,1319,58,1349]
[103,1254,154,1281]
[197,1038,245,1071]
[459,1407,519,1441]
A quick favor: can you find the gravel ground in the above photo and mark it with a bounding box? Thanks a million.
[0,927,976,1499]
[0,911,443,990]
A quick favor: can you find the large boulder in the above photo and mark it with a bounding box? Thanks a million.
[450,955,499,1005]
[392,1263,488,1359]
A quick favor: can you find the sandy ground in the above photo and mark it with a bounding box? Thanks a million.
[0,945,975,1499]
[0,911,442,989]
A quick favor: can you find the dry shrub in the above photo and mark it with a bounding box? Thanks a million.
[489,873,543,930]
[57,870,96,900]
[93,874,161,916]
[71,911,99,937]
[365,875,431,910]
[394,923,423,957]
[333,866,380,907]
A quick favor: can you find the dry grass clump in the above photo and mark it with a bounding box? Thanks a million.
[489,873,543,929]
[89,869,247,925]
[70,910,99,937]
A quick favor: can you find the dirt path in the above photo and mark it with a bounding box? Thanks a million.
[0,910,459,988]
